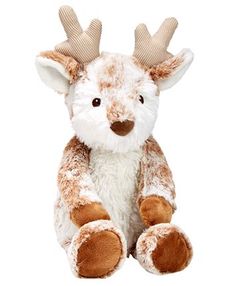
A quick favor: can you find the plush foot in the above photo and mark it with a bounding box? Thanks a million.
[67,220,126,278]
[139,196,173,226]
[136,223,192,274]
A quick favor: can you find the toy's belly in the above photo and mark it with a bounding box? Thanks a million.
[89,149,145,251]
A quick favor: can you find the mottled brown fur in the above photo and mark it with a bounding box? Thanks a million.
[144,136,164,156]
[99,81,113,91]
[149,56,183,81]
[105,63,116,77]
[77,230,122,278]
[138,137,176,208]
[107,101,135,123]
[40,50,81,83]
[98,57,125,92]
[58,137,93,209]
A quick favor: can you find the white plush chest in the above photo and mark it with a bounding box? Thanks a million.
[89,149,145,249]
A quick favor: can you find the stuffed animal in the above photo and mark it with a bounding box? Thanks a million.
[36,5,193,278]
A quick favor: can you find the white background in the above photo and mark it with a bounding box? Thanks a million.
[0,0,234,285]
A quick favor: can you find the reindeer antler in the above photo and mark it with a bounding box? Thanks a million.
[55,6,102,64]
[133,18,178,67]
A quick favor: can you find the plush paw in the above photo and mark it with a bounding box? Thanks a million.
[68,220,127,278]
[139,196,173,226]
[70,202,110,227]
[136,223,192,274]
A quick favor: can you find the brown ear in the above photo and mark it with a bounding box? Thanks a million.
[149,49,193,90]
[35,51,81,94]
[40,51,81,83]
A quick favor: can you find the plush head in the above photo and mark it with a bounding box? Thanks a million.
[36,6,193,153]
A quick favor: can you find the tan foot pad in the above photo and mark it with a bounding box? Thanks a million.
[136,223,192,274]
[68,220,127,278]
[78,230,122,277]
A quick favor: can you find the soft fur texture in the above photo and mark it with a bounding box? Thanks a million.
[35,56,71,94]
[68,53,159,153]
[89,147,145,251]
[70,202,110,227]
[36,5,193,278]
[139,196,173,226]
[138,136,176,209]
[151,49,194,90]
[77,230,122,277]
[67,220,127,277]
[136,224,193,274]
[57,137,102,211]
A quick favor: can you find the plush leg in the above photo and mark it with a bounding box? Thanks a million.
[136,223,192,274]
[67,220,127,278]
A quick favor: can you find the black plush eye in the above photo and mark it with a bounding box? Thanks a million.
[92,98,101,107]
[139,95,144,104]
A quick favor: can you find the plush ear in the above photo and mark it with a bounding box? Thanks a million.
[35,51,80,94]
[149,49,193,91]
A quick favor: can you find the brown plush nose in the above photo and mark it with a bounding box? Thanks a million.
[110,120,134,136]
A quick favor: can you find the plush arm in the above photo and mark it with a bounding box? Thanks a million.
[137,136,176,227]
[57,136,110,227]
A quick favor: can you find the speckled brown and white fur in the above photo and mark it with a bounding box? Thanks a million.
[36,48,193,277]
[136,223,193,274]
[53,53,175,251]
[67,53,160,153]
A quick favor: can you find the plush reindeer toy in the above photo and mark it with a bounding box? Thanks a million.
[36,5,193,278]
